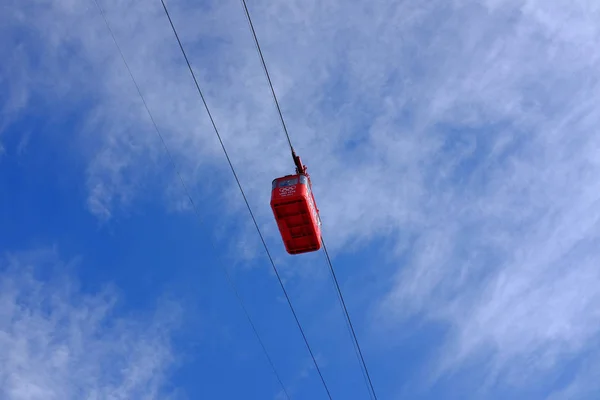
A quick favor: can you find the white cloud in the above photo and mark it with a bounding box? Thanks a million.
[3,0,600,396]
[376,0,600,395]
[0,248,181,400]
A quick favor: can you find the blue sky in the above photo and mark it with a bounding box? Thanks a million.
[2,0,600,399]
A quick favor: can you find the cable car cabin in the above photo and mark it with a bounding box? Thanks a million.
[270,174,322,254]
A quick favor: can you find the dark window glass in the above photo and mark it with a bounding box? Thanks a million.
[279,178,298,187]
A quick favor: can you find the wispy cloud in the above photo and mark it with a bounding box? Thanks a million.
[3,0,600,397]
[0,247,181,400]
[376,0,600,396]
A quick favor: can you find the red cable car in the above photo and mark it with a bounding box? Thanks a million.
[270,150,322,254]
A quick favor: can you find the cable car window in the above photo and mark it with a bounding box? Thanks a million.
[272,179,278,190]
[299,175,308,185]
[279,178,298,187]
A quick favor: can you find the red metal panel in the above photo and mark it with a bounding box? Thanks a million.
[270,174,322,254]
